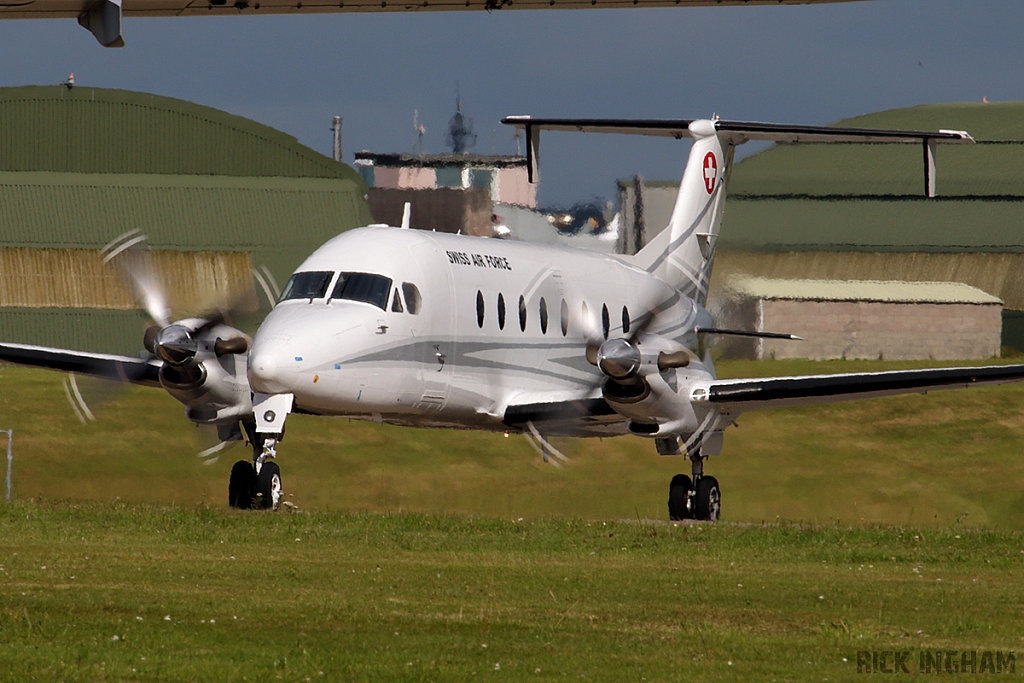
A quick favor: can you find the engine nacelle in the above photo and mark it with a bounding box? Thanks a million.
[157,320,253,426]
[597,333,717,440]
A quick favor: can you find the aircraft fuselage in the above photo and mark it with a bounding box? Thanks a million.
[247,226,714,436]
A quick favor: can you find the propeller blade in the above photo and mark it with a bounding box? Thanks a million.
[214,337,250,357]
[143,325,161,355]
[192,286,263,338]
[578,301,605,365]
[62,373,97,423]
[195,423,244,464]
[102,230,171,328]
[60,371,150,423]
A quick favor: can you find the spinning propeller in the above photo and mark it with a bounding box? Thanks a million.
[89,230,260,461]
[579,288,694,390]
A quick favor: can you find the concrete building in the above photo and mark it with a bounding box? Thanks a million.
[715,278,1003,361]
[354,152,533,236]
[0,85,372,355]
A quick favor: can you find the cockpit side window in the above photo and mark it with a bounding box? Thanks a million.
[279,271,334,302]
[330,272,393,310]
[391,288,404,313]
[401,283,422,315]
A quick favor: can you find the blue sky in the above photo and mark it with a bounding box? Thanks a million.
[0,0,1020,206]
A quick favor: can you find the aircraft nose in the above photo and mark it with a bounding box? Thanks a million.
[247,337,292,394]
[249,352,276,380]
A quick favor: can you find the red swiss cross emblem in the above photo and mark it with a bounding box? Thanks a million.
[703,152,717,194]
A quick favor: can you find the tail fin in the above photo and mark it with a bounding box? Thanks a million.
[630,120,732,304]
[500,114,974,306]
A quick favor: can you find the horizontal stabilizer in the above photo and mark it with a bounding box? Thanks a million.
[501,115,974,183]
[501,116,974,142]
[696,327,803,341]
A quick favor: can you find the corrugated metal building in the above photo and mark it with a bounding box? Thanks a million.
[0,86,372,354]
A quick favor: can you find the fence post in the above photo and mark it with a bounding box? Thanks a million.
[4,430,11,501]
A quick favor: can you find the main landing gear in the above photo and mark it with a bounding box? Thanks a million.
[228,431,283,511]
[668,453,721,522]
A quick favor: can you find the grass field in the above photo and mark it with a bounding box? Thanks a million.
[1,502,1023,682]
[3,361,1024,680]
[3,359,1024,528]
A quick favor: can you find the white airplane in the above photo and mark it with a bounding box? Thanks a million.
[3,0,866,48]
[4,115,1024,521]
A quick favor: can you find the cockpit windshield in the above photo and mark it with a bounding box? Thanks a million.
[331,272,393,310]
[279,271,334,302]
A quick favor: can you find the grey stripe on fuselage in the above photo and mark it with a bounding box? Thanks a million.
[316,287,695,384]
[642,186,719,276]
[319,337,602,389]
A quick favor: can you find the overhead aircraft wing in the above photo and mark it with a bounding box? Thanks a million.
[0,0,867,20]
[706,364,1024,414]
[0,342,161,387]
[5,0,870,48]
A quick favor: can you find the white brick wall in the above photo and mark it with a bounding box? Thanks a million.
[757,300,1002,360]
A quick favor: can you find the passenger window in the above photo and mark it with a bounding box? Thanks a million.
[476,290,485,328]
[330,272,392,310]
[497,293,506,330]
[539,297,548,334]
[622,306,630,334]
[391,288,404,313]
[560,299,569,336]
[402,283,422,315]
[279,271,334,302]
[601,304,610,339]
[519,295,527,332]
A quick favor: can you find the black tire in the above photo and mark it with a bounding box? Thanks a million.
[228,460,255,510]
[667,474,692,521]
[694,476,721,522]
[255,461,282,510]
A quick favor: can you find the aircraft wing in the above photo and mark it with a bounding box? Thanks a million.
[0,342,162,387]
[0,0,866,19]
[5,0,871,47]
[706,363,1024,414]
[504,397,616,424]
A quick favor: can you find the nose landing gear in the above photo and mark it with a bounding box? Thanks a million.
[229,393,294,510]
[668,453,720,522]
[228,430,283,510]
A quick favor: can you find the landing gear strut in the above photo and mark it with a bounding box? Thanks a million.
[253,433,282,510]
[668,453,720,522]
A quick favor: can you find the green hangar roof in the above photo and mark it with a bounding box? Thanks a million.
[0,85,371,267]
[720,102,1024,252]
[0,86,356,179]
